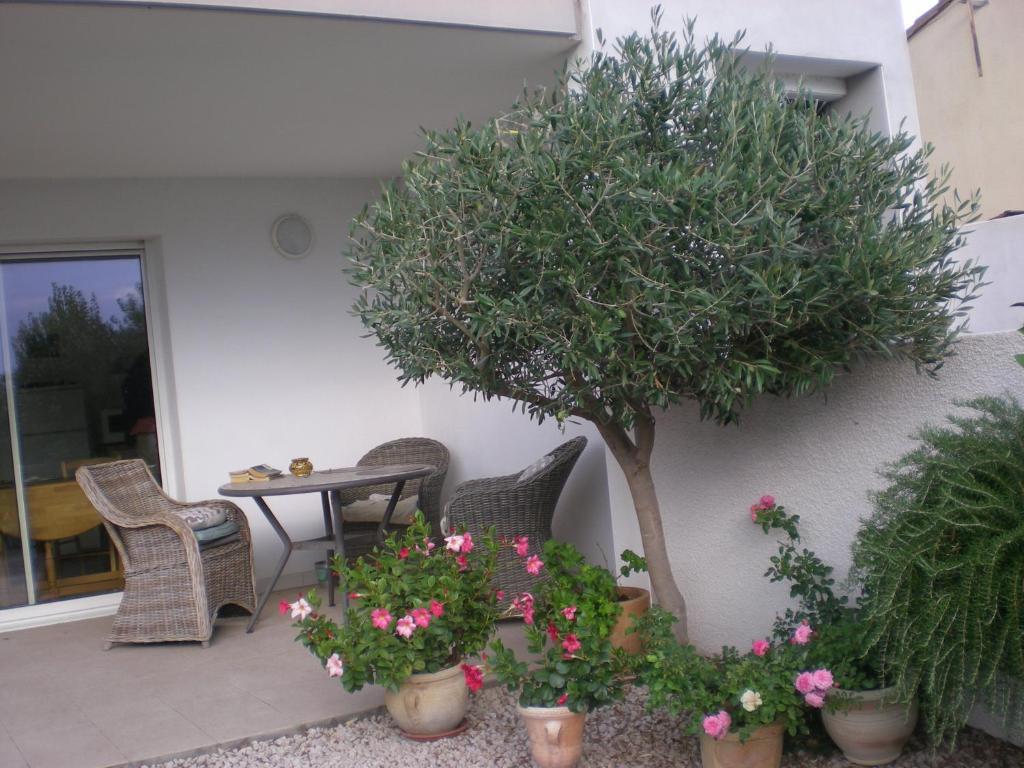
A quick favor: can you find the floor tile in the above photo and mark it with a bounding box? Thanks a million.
[11,721,125,768]
[170,689,296,742]
[87,699,211,762]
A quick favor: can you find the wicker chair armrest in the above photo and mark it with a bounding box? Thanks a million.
[448,473,518,501]
[446,479,540,536]
[110,506,198,540]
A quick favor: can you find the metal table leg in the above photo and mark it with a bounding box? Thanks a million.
[321,491,335,607]
[247,495,293,633]
[328,489,349,620]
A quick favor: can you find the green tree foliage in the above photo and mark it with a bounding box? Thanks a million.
[348,14,984,642]
[853,397,1024,745]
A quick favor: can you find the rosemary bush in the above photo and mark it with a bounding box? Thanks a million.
[853,396,1024,745]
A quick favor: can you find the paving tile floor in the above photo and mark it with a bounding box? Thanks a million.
[0,590,529,768]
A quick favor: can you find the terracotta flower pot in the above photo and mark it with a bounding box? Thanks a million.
[698,720,784,768]
[384,663,468,736]
[822,687,918,766]
[518,704,587,768]
[610,586,650,654]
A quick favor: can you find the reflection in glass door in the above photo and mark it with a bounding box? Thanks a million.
[0,251,161,608]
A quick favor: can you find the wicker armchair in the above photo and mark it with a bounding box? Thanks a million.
[76,460,256,648]
[335,437,450,560]
[445,436,587,608]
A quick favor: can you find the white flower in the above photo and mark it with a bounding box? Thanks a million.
[740,689,763,712]
[289,598,312,620]
[445,534,465,553]
[326,653,344,678]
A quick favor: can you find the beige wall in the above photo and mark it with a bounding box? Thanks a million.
[908,0,1024,218]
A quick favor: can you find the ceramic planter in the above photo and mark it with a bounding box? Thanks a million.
[518,704,587,768]
[698,720,784,768]
[384,663,468,736]
[822,687,918,766]
[610,586,650,654]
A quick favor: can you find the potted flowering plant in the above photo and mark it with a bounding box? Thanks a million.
[488,538,624,768]
[632,603,829,768]
[751,496,917,765]
[284,514,499,737]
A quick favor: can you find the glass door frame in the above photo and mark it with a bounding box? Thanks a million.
[0,241,173,620]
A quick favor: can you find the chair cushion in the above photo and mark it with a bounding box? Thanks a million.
[342,493,419,525]
[175,505,228,530]
[192,520,240,543]
[517,454,555,484]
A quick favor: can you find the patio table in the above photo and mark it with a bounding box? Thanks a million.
[219,463,434,632]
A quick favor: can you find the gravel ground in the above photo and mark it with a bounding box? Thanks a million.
[143,687,1023,768]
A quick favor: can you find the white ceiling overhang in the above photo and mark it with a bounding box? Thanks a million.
[0,2,580,178]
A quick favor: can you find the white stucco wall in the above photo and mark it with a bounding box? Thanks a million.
[0,178,423,589]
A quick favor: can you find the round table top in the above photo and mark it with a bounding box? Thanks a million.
[218,463,434,498]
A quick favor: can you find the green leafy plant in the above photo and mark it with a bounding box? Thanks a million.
[285,514,499,693]
[853,396,1024,745]
[631,607,829,742]
[488,540,624,711]
[347,12,984,642]
[751,496,881,692]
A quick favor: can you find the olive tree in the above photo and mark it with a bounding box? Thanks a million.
[348,19,983,642]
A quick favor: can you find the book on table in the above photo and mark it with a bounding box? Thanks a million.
[229,465,283,483]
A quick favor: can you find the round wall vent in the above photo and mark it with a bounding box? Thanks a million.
[271,214,313,259]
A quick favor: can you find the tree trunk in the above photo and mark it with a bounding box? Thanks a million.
[594,419,689,644]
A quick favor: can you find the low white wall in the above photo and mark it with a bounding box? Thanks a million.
[417,381,615,567]
[0,178,423,587]
[608,331,1024,653]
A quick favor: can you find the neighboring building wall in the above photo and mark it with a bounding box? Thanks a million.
[0,178,424,591]
[908,0,1024,218]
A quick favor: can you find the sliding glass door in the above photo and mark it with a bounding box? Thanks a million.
[0,250,160,608]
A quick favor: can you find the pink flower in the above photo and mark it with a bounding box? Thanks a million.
[701,711,732,741]
[557,693,568,706]
[792,621,813,645]
[525,555,544,575]
[461,663,484,693]
[398,547,410,559]
[326,653,344,678]
[495,590,505,601]
[805,691,825,709]
[546,622,560,643]
[512,592,535,625]
[752,639,770,657]
[561,605,578,621]
[429,599,445,618]
[760,495,775,508]
[348,592,362,600]
[513,535,530,557]
[795,671,816,695]
[445,534,466,553]
[395,615,416,639]
[411,608,432,628]
[456,554,469,571]
[288,598,312,621]
[278,600,290,616]
[461,532,474,554]
[371,608,393,630]
[812,669,834,691]
[561,634,581,656]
